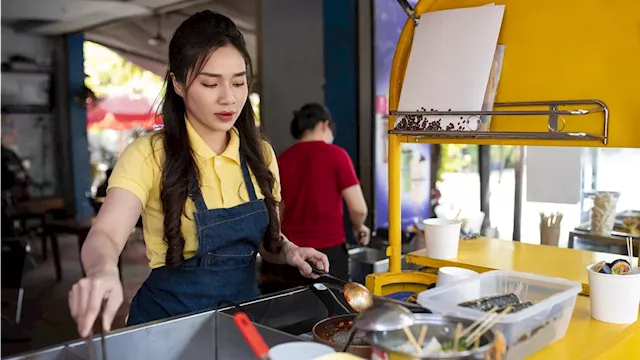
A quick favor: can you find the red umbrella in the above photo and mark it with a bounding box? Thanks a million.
[90,113,161,131]
[87,95,161,130]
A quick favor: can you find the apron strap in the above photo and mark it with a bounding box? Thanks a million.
[239,153,258,202]
[189,181,209,213]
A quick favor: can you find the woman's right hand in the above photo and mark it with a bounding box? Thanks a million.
[68,267,123,337]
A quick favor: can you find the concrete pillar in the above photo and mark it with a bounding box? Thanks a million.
[259,0,325,155]
[66,34,93,221]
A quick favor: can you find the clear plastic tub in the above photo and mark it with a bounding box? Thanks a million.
[417,270,581,353]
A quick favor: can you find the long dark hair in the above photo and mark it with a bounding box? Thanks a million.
[154,11,281,268]
[290,103,333,139]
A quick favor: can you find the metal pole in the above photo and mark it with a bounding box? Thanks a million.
[478,145,491,234]
[512,146,524,241]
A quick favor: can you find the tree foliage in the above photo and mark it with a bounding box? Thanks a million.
[437,144,516,181]
[83,41,164,99]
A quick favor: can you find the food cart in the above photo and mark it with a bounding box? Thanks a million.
[5,0,640,359]
[365,0,640,359]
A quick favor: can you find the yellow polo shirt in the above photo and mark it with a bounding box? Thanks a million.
[107,120,281,269]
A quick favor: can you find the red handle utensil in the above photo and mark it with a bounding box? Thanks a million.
[233,312,270,360]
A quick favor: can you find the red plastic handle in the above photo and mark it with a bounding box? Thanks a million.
[233,312,270,359]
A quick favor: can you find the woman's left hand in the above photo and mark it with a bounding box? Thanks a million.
[283,241,329,278]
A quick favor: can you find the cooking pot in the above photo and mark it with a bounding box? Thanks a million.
[308,283,432,358]
[368,314,500,360]
[312,314,372,358]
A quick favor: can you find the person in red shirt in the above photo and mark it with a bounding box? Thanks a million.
[275,103,370,286]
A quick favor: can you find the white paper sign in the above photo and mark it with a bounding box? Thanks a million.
[397,4,505,131]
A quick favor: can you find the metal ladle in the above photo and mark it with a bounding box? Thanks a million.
[353,302,415,332]
[307,264,418,353]
[308,263,374,312]
[341,302,416,353]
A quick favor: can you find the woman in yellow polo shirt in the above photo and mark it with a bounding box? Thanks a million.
[68,11,329,337]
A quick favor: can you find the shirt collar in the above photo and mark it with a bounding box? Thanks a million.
[185,117,240,164]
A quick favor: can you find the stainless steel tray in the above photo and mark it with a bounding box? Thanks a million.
[3,288,316,360]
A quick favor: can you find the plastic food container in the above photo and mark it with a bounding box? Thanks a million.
[416,270,581,355]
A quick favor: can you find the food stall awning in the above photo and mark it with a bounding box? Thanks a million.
[2,0,258,78]
[84,0,258,77]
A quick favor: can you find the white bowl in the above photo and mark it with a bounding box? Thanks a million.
[269,341,336,360]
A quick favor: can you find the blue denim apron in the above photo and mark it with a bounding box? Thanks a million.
[126,154,267,326]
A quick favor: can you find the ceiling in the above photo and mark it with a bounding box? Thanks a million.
[2,0,258,77]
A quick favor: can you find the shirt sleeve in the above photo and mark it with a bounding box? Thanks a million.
[262,140,282,203]
[335,147,360,191]
[107,135,158,208]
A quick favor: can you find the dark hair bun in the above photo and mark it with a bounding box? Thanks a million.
[289,103,333,140]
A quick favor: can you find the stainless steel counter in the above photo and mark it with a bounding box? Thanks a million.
[3,288,318,360]
[4,268,429,360]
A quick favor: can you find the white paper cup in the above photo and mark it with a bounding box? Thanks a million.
[423,218,462,260]
[436,267,479,287]
[587,264,640,324]
[436,267,481,302]
[269,342,335,360]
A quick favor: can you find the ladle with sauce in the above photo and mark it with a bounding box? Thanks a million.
[307,263,417,353]
[307,263,374,313]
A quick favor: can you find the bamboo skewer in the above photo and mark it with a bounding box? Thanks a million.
[514,282,527,298]
[465,313,498,344]
[540,211,564,227]
[453,209,462,223]
[459,307,499,339]
[467,306,513,345]
[453,323,463,350]
[402,327,421,354]
[417,325,428,349]
[470,307,511,343]
[627,237,634,269]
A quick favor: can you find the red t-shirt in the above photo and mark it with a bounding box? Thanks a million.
[278,141,359,249]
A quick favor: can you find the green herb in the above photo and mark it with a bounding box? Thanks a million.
[441,338,470,352]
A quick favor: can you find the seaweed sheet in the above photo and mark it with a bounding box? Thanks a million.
[458,293,521,312]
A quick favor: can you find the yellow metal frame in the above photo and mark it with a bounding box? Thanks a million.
[365,2,640,357]
[366,0,640,296]
[386,0,441,278]
[365,1,435,296]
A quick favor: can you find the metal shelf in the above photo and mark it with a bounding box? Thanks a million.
[389,99,609,144]
[1,62,53,74]
[389,130,603,141]
[1,68,53,75]
[1,105,51,114]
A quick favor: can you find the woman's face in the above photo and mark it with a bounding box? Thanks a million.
[178,44,249,133]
